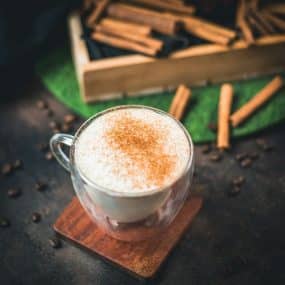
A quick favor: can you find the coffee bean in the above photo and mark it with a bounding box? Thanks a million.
[240,158,252,168]
[235,153,248,162]
[35,181,47,192]
[208,122,217,133]
[2,163,13,175]
[13,159,22,170]
[61,123,71,133]
[7,188,22,198]
[0,217,10,228]
[232,176,245,186]
[32,212,41,223]
[228,186,241,197]
[49,237,62,249]
[210,152,222,162]
[37,143,49,152]
[45,152,53,161]
[64,114,77,124]
[49,121,58,130]
[36,100,48,110]
[201,144,211,154]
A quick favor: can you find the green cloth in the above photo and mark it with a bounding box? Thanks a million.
[36,45,285,143]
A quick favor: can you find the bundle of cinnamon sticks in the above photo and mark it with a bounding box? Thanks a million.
[82,0,240,56]
[82,0,285,56]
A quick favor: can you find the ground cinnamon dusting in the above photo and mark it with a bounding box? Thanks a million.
[105,114,176,189]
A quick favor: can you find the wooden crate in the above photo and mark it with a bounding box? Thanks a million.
[69,11,285,103]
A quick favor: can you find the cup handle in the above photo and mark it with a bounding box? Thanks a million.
[50,133,74,172]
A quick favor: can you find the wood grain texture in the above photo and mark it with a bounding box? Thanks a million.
[54,196,203,278]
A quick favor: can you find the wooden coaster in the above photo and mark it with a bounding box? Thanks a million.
[54,196,203,278]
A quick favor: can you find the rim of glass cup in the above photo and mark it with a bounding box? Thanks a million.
[70,105,194,198]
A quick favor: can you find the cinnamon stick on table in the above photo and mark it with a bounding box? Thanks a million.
[99,18,152,36]
[217,84,234,149]
[106,3,180,35]
[169,85,191,121]
[86,0,110,27]
[91,31,158,56]
[230,76,283,127]
[95,25,163,51]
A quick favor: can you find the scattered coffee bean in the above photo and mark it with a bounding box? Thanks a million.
[7,188,22,199]
[201,144,211,154]
[35,181,47,192]
[240,158,252,168]
[36,100,48,110]
[13,159,22,170]
[49,237,62,249]
[61,123,71,133]
[235,153,248,162]
[49,121,59,130]
[207,122,217,133]
[228,186,241,197]
[0,217,10,228]
[37,143,49,152]
[2,163,13,176]
[232,176,245,186]
[64,114,77,124]
[32,212,41,223]
[210,152,222,162]
[249,152,259,160]
[45,152,53,161]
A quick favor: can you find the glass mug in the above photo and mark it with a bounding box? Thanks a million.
[50,105,194,241]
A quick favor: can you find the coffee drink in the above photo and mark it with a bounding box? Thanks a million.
[75,108,190,193]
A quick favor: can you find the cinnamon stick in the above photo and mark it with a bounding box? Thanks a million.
[86,0,109,27]
[217,84,234,149]
[250,9,275,34]
[262,11,285,32]
[91,31,157,56]
[169,85,191,120]
[95,25,163,50]
[179,15,236,39]
[165,13,236,45]
[236,0,255,44]
[106,3,180,35]
[129,0,195,15]
[230,76,283,127]
[100,18,152,36]
[246,13,268,36]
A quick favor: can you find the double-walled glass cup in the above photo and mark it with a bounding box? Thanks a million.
[50,105,194,241]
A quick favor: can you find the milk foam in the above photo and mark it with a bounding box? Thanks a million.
[75,108,190,193]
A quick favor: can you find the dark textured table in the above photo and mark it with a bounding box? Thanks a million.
[1,78,285,285]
